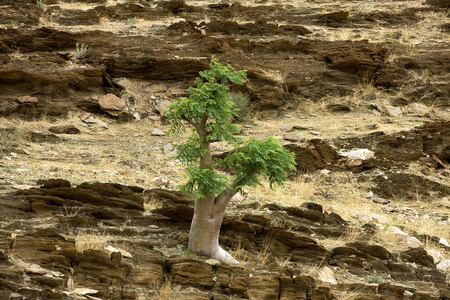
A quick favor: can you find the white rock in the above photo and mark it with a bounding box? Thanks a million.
[385,226,423,248]
[385,226,409,237]
[105,246,132,258]
[339,148,375,167]
[352,213,386,224]
[151,127,166,136]
[436,259,450,272]
[320,169,331,176]
[25,264,48,275]
[427,249,443,264]
[96,119,109,129]
[163,143,177,158]
[439,238,449,247]
[318,266,337,285]
[72,288,99,295]
[171,18,186,24]
[205,258,221,266]
[403,236,423,248]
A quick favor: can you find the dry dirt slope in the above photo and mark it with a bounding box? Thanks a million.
[0,0,450,299]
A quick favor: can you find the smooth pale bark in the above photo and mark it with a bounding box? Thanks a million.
[187,117,243,264]
[188,198,238,264]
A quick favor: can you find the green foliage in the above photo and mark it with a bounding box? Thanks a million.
[165,57,295,200]
[228,91,250,122]
[10,20,18,27]
[181,165,230,199]
[368,275,383,283]
[125,17,138,26]
[223,137,296,189]
[36,0,44,7]
[166,56,246,139]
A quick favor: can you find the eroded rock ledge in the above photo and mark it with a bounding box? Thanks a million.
[0,179,449,299]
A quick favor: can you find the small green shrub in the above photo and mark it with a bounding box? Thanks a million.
[228,91,250,122]
[368,275,383,283]
[76,42,88,59]
[1,128,20,150]
[36,0,44,7]
[125,17,138,26]
[10,20,18,27]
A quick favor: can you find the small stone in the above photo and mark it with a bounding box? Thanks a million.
[49,125,81,134]
[310,131,321,135]
[320,169,331,176]
[205,258,221,266]
[25,264,48,275]
[339,148,375,167]
[436,259,450,272]
[408,103,429,116]
[133,112,141,121]
[403,236,423,248]
[17,96,38,103]
[428,108,450,121]
[151,176,170,187]
[384,105,402,117]
[318,266,337,285]
[12,185,34,190]
[439,237,449,247]
[72,288,98,296]
[96,120,109,129]
[373,197,390,205]
[99,94,126,116]
[163,143,177,158]
[427,249,443,264]
[105,245,132,258]
[151,128,166,136]
[23,149,31,155]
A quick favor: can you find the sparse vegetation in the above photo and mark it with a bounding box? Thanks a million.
[125,17,138,26]
[368,274,384,283]
[75,42,88,59]
[74,230,109,253]
[227,91,250,122]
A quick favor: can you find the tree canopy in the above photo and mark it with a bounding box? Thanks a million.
[165,56,296,201]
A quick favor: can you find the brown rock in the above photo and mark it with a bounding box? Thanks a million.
[49,125,81,134]
[99,94,126,116]
[426,0,450,8]
[127,265,164,286]
[38,178,72,189]
[169,259,214,288]
[427,108,450,121]
[247,271,280,299]
[401,248,435,268]
[17,96,38,103]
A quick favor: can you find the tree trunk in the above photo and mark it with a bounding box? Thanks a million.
[188,199,238,264]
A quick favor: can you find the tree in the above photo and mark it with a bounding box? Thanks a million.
[165,57,296,264]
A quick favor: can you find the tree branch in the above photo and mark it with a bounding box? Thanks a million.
[214,180,242,213]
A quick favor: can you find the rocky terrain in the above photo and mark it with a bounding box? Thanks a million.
[1,0,450,299]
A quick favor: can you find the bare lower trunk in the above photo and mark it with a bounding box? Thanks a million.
[188,199,238,264]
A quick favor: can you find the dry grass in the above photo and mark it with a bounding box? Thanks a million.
[74,230,110,253]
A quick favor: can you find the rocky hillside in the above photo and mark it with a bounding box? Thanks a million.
[1,0,450,299]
